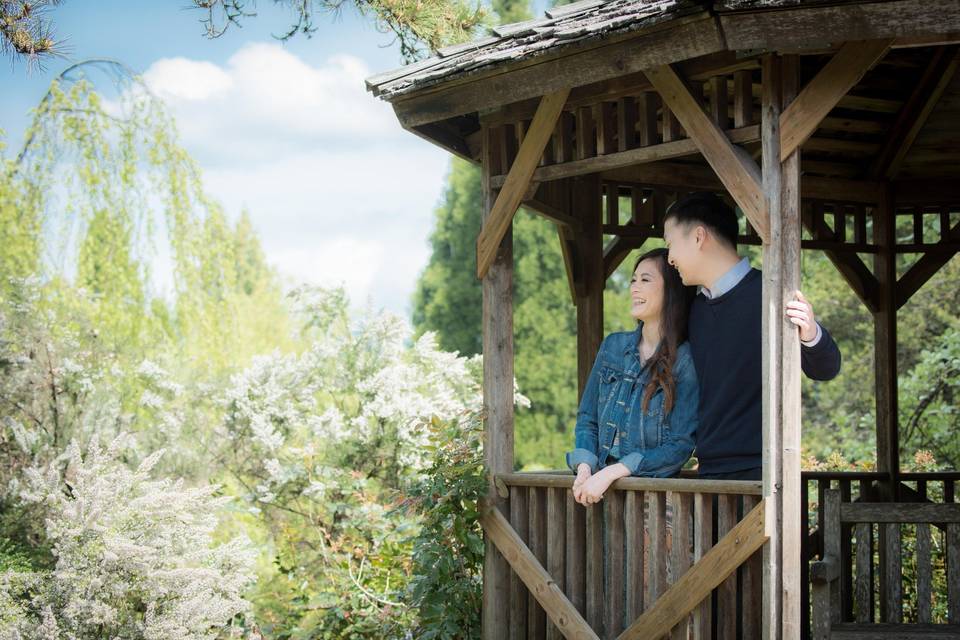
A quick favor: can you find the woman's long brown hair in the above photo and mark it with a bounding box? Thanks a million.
[634,248,695,414]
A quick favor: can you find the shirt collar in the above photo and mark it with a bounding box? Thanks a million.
[699,257,751,299]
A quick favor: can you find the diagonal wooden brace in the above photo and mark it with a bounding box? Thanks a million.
[477,88,570,279]
[779,39,893,162]
[646,64,770,243]
[616,499,768,640]
[480,501,599,640]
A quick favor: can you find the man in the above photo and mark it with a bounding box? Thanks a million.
[663,192,841,481]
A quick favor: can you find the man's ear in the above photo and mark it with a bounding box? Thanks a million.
[694,225,707,248]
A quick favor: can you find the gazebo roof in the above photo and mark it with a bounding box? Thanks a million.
[366,0,702,100]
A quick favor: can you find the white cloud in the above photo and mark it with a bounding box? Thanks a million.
[140,43,452,317]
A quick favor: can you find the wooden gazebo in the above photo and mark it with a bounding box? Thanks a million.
[366,1,960,638]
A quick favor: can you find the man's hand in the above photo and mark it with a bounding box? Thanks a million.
[786,290,818,343]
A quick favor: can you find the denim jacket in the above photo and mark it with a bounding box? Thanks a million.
[565,325,699,477]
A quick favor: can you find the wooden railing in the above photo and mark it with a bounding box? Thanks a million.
[810,486,960,638]
[801,471,960,638]
[481,472,767,640]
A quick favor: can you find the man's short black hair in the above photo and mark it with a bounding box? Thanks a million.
[664,191,739,250]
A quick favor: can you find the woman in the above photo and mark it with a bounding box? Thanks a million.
[567,248,698,506]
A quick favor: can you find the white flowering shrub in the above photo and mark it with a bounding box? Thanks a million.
[1,434,256,639]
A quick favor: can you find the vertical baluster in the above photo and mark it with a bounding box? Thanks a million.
[606,490,626,637]
[646,492,668,617]
[855,205,868,245]
[586,500,604,633]
[625,491,646,624]
[801,477,811,640]
[881,522,902,622]
[576,106,596,161]
[836,207,847,243]
[510,486,529,640]
[840,479,853,621]
[709,75,729,129]
[855,480,873,623]
[553,111,574,164]
[913,209,924,246]
[941,206,952,244]
[742,493,763,640]
[734,69,753,127]
[499,123,518,171]
[716,494,737,639]
[605,183,620,226]
[692,492,713,640]
[597,101,617,156]
[617,96,638,152]
[947,479,960,625]
[916,481,932,623]
[544,487,567,640]
[528,486,547,639]
[817,479,828,561]
[637,92,659,147]
[662,105,682,143]
[669,492,693,640]
[566,489,587,618]
[948,521,960,624]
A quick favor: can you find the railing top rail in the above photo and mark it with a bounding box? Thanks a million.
[496,471,763,495]
[800,470,960,480]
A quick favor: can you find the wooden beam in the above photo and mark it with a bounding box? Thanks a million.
[490,125,761,188]
[646,64,769,241]
[872,46,960,179]
[720,0,960,52]
[477,89,569,279]
[480,125,513,640]
[479,503,600,640]
[779,40,893,162]
[617,500,768,640]
[391,14,723,128]
[601,161,881,204]
[803,209,881,313]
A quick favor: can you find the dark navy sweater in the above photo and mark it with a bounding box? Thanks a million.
[688,268,842,474]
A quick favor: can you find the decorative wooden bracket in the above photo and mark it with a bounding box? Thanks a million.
[646,64,770,243]
[779,39,893,162]
[477,88,570,279]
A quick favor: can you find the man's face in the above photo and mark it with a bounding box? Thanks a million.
[663,218,701,286]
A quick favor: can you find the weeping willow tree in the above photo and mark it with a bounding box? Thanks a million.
[4,59,292,377]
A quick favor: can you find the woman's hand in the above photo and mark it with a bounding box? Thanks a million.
[572,463,592,503]
[574,463,630,506]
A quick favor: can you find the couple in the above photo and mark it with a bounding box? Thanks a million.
[567,192,842,505]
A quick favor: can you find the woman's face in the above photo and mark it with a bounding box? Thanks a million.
[630,258,664,322]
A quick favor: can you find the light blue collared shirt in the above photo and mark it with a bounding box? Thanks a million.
[699,257,822,346]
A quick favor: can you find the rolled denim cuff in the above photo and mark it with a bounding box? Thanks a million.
[617,452,645,476]
[566,448,599,474]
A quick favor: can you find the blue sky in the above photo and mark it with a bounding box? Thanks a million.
[1,0,462,317]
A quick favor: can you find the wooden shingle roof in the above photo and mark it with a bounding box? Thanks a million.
[365,0,704,100]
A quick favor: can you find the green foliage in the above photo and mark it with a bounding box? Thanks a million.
[401,413,487,640]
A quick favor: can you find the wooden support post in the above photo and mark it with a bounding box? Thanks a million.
[761,52,803,640]
[574,174,604,399]
[481,124,514,640]
[874,184,899,491]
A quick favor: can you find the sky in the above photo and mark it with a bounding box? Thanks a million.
[0,0,461,318]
